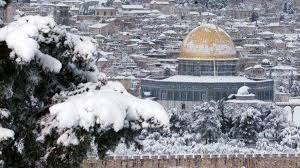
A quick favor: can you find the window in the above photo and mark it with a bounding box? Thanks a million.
[104,11,106,16]
[194,92,200,101]
[174,91,180,100]
[182,64,186,73]
[161,90,167,100]
[202,92,206,100]
[167,90,173,100]
[215,92,221,100]
[181,91,187,101]
[187,91,193,101]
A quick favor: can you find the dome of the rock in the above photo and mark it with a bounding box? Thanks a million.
[180,24,237,61]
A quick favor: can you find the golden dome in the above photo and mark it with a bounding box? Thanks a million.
[180,24,238,61]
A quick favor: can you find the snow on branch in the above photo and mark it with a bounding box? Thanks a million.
[0,15,97,73]
[0,127,14,142]
[36,51,62,73]
[0,109,14,142]
[0,16,55,63]
[37,81,169,146]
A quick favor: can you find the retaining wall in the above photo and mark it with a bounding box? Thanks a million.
[82,154,300,168]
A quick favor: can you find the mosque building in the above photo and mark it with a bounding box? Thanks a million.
[141,24,274,110]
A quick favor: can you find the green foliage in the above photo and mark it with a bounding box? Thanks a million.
[0,29,128,167]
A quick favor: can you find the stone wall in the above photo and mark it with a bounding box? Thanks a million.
[82,154,300,168]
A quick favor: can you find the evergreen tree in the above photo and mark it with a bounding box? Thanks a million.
[280,126,300,149]
[258,104,288,141]
[105,0,114,6]
[283,1,294,14]
[0,16,168,167]
[230,107,262,144]
[191,102,222,144]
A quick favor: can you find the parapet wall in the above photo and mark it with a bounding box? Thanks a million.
[82,154,300,168]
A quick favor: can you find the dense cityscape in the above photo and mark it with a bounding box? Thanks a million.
[0,0,300,167]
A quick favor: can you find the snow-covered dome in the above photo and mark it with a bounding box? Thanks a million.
[179,23,237,61]
[262,58,270,64]
[237,86,250,95]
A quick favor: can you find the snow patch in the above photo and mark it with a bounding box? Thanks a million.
[0,127,14,142]
[0,16,55,63]
[38,81,169,146]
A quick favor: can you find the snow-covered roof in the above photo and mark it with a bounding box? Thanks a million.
[97,57,108,61]
[244,43,265,48]
[163,30,176,34]
[150,0,169,4]
[122,5,144,10]
[189,11,200,15]
[157,75,267,83]
[89,23,108,29]
[113,75,136,80]
[124,10,151,14]
[226,99,264,104]
[95,34,105,38]
[272,65,297,71]
[95,7,115,10]
[201,12,216,16]
[157,14,170,19]
[258,31,274,35]
[55,3,70,7]
[253,64,263,69]
[267,22,280,26]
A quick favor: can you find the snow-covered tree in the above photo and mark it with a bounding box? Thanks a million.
[191,102,221,144]
[259,104,288,141]
[0,16,169,167]
[226,104,289,144]
[223,102,289,144]
[169,101,221,144]
[0,108,14,167]
[113,101,297,155]
[290,81,300,96]
[280,126,300,149]
[283,1,294,14]
[230,106,262,144]
[0,0,8,7]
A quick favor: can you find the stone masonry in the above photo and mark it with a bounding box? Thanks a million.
[82,154,300,168]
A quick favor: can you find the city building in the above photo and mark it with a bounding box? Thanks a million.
[53,3,70,25]
[141,24,274,110]
[95,7,116,18]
